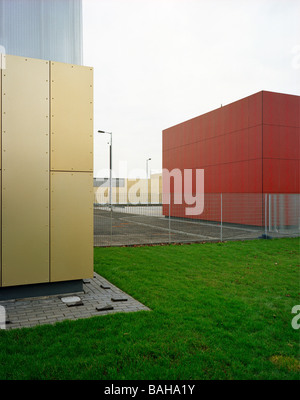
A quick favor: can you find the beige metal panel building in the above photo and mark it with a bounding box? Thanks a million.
[50,61,93,172]
[0,54,94,292]
[49,60,94,283]
[0,54,2,163]
[0,174,1,287]
[0,55,2,287]
[50,172,93,282]
[1,55,50,287]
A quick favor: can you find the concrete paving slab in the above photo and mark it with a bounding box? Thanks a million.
[0,272,150,330]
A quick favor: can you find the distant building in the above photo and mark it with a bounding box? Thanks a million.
[94,174,162,205]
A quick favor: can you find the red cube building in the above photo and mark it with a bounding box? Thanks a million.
[162,91,300,226]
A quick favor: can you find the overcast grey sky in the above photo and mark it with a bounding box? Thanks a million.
[82,0,300,179]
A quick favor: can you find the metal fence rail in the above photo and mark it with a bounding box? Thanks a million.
[93,193,300,247]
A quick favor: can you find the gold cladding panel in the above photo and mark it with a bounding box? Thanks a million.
[0,174,1,287]
[0,56,2,286]
[1,55,50,287]
[50,62,93,172]
[0,54,2,166]
[50,172,94,282]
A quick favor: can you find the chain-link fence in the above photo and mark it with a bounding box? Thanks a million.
[94,193,300,247]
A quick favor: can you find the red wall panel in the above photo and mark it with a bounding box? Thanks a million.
[162,91,299,226]
[248,125,262,160]
[263,159,299,193]
[263,91,299,127]
[248,159,262,193]
[248,92,263,127]
[263,125,299,160]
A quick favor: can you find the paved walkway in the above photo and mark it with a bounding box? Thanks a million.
[0,273,150,330]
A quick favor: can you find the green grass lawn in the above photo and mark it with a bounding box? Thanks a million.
[0,238,299,380]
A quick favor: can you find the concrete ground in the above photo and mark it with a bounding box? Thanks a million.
[0,272,150,330]
[94,206,298,247]
[94,206,264,246]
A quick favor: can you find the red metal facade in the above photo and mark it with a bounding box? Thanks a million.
[162,91,300,225]
[262,91,299,194]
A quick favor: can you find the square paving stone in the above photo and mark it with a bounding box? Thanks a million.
[96,304,114,312]
[111,297,128,302]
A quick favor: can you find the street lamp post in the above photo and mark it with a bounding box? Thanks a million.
[146,157,151,179]
[98,130,112,208]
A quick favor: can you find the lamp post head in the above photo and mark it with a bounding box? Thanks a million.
[98,130,112,135]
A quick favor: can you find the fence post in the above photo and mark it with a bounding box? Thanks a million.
[265,193,267,237]
[269,194,271,232]
[110,203,113,246]
[169,193,171,244]
[274,194,277,231]
[220,193,223,242]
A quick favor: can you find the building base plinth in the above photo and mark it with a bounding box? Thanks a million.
[0,280,84,301]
